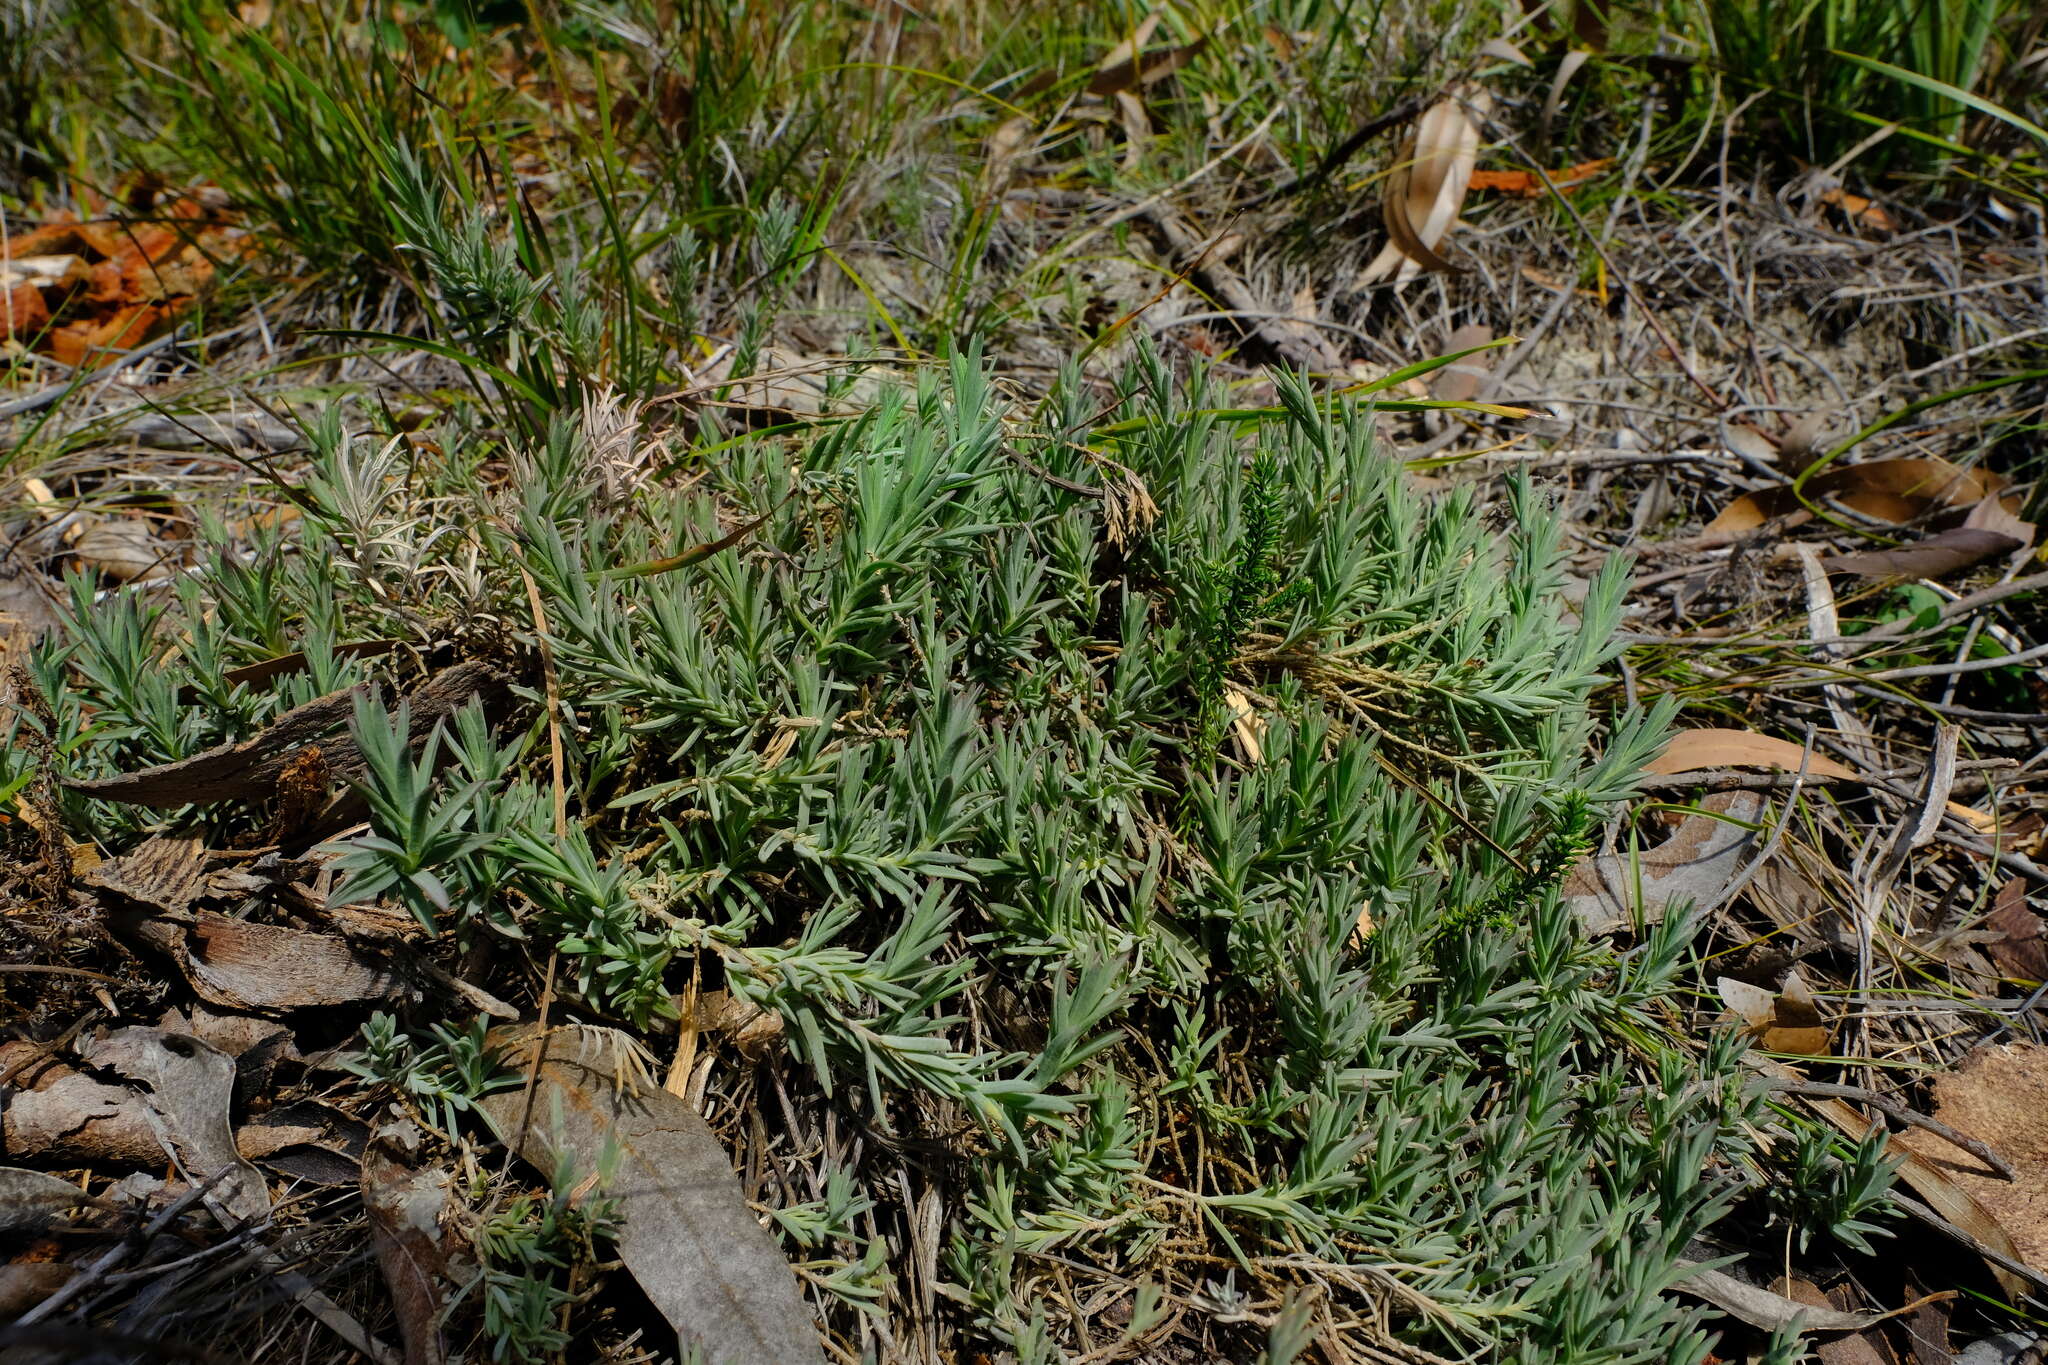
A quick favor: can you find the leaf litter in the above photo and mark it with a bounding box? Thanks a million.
[3,5,2048,1363]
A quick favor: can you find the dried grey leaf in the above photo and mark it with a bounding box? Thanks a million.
[0,1167,110,1234]
[477,1023,824,1365]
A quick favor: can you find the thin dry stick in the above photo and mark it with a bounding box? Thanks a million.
[1768,1077,2015,1179]
[16,1171,231,1326]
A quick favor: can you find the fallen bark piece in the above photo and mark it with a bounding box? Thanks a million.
[0,1045,163,1165]
[363,1130,455,1365]
[1772,1063,2034,1300]
[1897,1043,2048,1277]
[142,911,408,1014]
[66,661,502,809]
[81,834,211,914]
[477,1023,824,1365]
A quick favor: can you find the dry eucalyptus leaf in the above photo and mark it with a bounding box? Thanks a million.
[1821,528,2023,580]
[363,1140,455,1365]
[1769,1278,1893,1365]
[1706,456,2011,537]
[1087,17,1206,95]
[1964,491,2037,549]
[1539,51,1590,145]
[1477,37,1532,66]
[1564,790,1764,934]
[1717,971,1830,1056]
[1089,13,1160,93]
[1984,878,2048,982]
[477,1024,824,1365]
[1648,729,1859,780]
[82,1027,270,1224]
[1360,89,1491,285]
[0,1167,109,1234]
[1672,1262,1876,1334]
[983,116,1035,190]
[72,519,163,582]
[1115,90,1150,172]
[1430,323,1496,402]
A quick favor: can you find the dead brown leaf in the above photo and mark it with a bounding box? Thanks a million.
[1984,878,2048,982]
[0,1261,74,1317]
[71,519,163,582]
[982,116,1035,191]
[1649,728,1860,780]
[1476,37,1533,67]
[0,1168,111,1234]
[1820,528,2023,580]
[1819,186,1897,234]
[1114,91,1150,173]
[1430,323,1496,402]
[1706,457,2012,538]
[1964,491,2037,550]
[1719,969,1832,1055]
[1673,1262,1878,1333]
[81,1027,270,1224]
[1360,89,1491,285]
[477,1024,824,1365]
[1087,18,1206,96]
[1769,1278,1895,1365]
[1,200,240,368]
